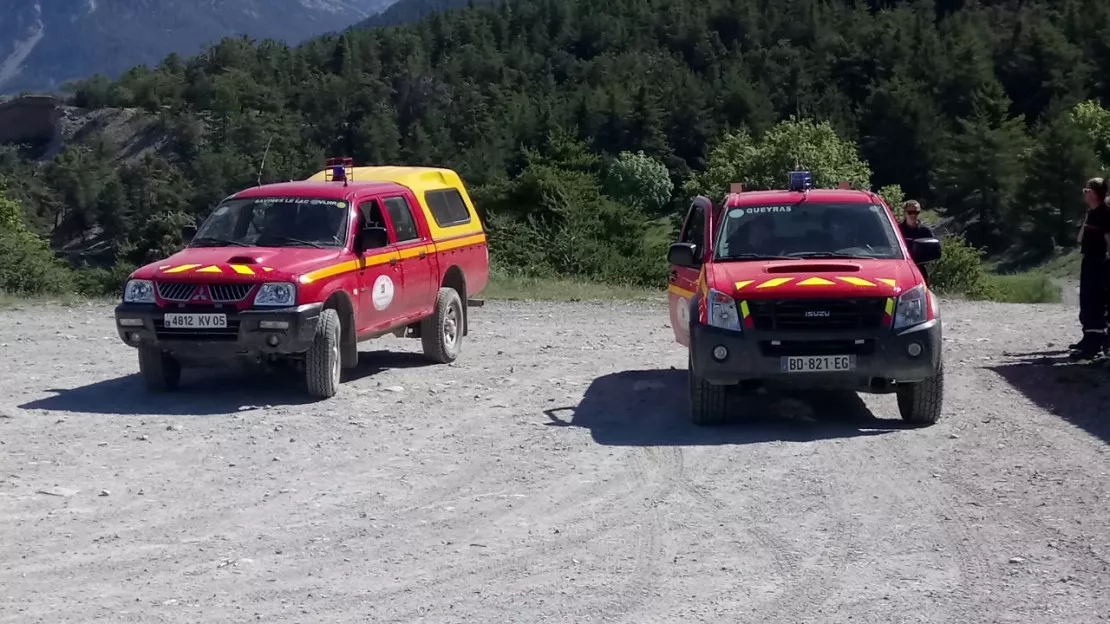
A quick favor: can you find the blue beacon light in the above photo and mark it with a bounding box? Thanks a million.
[787,170,813,192]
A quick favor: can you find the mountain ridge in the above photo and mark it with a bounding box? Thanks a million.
[0,0,398,94]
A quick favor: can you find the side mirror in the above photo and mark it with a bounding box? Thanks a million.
[668,242,699,268]
[909,237,942,263]
[359,226,390,251]
[181,224,197,244]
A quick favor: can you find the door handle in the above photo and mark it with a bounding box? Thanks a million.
[669,270,678,281]
[419,250,427,259]
[390,257,398,266]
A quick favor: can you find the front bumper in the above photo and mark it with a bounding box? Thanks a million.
[114,302,323,358]
[690,318,942,392]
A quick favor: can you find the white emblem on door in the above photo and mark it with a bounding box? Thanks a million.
[372,275,395,311]
[677,297,690,329]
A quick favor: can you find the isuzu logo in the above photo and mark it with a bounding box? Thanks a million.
[804,310,831,317]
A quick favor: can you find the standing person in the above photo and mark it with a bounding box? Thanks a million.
[1071,177,1110,357]
[899,200,934,285]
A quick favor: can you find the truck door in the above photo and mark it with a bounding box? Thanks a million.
[381,194,435,320]
[669,196,713,347]
[355,198,404,333]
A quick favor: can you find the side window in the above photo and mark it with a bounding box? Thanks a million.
[383,196,421,242]
[424,188,472,227]
[679,203,705,250]
[357,199,391,248]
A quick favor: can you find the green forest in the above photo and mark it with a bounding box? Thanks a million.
[4,0,1110,302]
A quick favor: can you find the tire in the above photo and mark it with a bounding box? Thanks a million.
[138,347,180,392]
[896,362,944,425]
[421,287,463,364]
[305,308,342,398]
[689,352,728,426]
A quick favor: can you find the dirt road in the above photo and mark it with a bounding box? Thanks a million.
[2,298,1109,623]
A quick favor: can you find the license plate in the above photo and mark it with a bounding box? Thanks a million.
[781,355,855,373]
[164,313,227,328]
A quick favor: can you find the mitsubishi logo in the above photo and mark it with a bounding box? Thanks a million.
[191,285,211,302]
[804,310,831,317]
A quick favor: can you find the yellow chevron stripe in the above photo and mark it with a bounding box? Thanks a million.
[163,264,200,273]
[838,276,874,287]
[196,265,222,273]
[877,278,897,287]
[263,267,274,272]
[669,284,695,298]
[757,277,793,288]
[797,276,836,286]
[230,264,254,275]
[735,279,754,290]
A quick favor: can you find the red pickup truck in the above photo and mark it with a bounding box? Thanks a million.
[669,172,944,426]
[114,160,489,398]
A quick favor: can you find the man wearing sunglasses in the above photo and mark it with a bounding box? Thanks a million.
[899,200,934,285]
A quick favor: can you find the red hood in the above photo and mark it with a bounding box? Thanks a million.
[708,259,921,299]
[132,247,346,282]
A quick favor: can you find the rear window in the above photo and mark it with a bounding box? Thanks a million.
[424,188,471,227]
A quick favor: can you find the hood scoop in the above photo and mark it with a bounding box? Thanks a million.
[226,255,261,265]
[765,262,861,273]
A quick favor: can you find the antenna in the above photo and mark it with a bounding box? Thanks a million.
[256,135,274,187]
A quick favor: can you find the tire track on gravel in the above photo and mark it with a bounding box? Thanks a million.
[636,424,861,622]
[828,429,997,619]
[361,446,672,617]
[744,440,862,621]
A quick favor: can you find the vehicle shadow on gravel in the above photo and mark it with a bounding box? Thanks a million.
[989,353,1110,445]
[546,369,911,446]
[17,350,432,416]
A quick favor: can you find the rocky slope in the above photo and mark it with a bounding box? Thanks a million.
[0,0,398,94]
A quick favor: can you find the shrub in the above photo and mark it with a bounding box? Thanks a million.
[73,262,136,297]
[0,228,76,295]
[929,234,997,299]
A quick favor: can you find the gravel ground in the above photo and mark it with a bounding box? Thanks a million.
[2,298,1110,623]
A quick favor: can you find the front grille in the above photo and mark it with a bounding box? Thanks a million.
[155,282,254,303]
[209,284,254,302]
[156,282,196,302]
[154,318,242,341]
[748,298,886,331]
[760,339,876,357]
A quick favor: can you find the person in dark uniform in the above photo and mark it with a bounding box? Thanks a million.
[899,200,934,285]
[1071,177,1110,357]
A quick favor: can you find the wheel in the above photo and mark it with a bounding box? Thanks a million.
[138,346,180,391]
[689,352,728,426]
[896,362,944,425]
[305,308,342,398]
[421,287,463,364]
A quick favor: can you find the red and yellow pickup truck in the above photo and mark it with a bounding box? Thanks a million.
[114,159,489,398]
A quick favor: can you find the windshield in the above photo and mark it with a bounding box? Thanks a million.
[192,197,351,249]
[714,201,904,260]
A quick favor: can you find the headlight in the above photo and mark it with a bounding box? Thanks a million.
[706,288,741,331]
[254,282,297,307]
[123,279,155,303]
[894,284,928,329]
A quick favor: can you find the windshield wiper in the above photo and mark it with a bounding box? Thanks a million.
[269,237,327,249]
[190,237,251,247]
[719,253,795,260]
[787,251,874,259]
